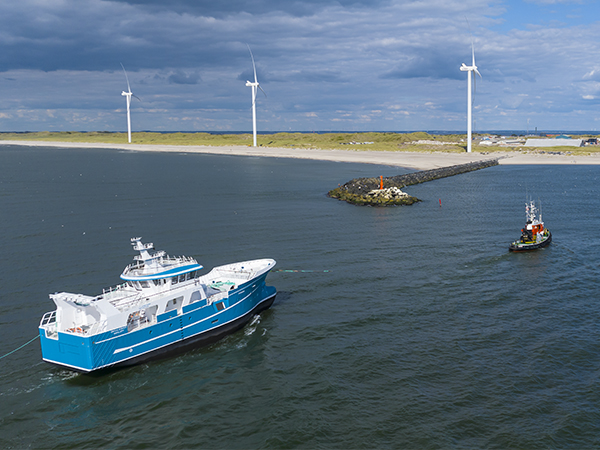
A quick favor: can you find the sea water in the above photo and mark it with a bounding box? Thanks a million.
[0,145,599,448]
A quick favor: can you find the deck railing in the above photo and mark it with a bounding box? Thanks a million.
[103,277,199,311]
[87,320,108,336]
[40,311,58,338]
[101,282,128,296]
[40,311,56,327]
[122,255,198,276]
[216,268,254,280]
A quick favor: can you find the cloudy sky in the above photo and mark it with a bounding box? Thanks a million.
[1,0,599,133]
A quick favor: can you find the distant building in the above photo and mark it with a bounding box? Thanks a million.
[525,138,583,147]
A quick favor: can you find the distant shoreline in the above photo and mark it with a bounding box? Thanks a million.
[1,139,599,170]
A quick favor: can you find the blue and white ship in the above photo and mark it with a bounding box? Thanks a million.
[39,237,276,373]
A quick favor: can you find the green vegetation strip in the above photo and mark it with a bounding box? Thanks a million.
[0,131,461,152]
[2,131,599,155]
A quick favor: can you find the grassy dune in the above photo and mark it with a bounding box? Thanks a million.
[1,131,599,155]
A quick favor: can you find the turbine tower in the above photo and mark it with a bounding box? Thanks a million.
[120,63,140,144]
[245,45,266,147]
[459,42,481,153]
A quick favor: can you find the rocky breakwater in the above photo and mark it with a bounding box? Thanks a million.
[328,158,499,206]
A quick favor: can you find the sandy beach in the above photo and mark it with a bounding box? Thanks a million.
[1,139,599,170]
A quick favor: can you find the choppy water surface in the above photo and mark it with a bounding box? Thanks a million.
[1,145,599,449]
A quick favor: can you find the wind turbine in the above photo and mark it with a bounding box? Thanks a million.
[459,40,482,153]
[245,45,266,147]
[120,63,140,144]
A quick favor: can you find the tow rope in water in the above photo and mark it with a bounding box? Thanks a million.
[0,335,39,360]
[274,269,331,273]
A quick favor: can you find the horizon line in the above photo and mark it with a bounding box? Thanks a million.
[1,129,599,135]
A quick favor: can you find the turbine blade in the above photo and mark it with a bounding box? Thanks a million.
[132,94,141,102]
[258,84,267,98]
[247,44,258,83]
[120,62,132,93]
[465,16,472,35]
[464,17,478,71]
[465,16,475,64]
[475,67,482,78]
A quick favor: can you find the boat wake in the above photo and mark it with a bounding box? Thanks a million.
[244,315,262,336]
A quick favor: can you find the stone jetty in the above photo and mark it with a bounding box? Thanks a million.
[328,158,499,206]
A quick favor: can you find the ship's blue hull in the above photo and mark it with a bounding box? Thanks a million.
[40,274,276,373]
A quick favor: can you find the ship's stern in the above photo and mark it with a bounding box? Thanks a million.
[39,317,96,372]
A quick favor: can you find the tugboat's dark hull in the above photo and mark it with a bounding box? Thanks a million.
[509,231,552,252]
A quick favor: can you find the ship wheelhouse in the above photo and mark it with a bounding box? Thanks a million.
[120,237,203,290]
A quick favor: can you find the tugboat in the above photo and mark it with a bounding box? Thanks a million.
[509,199,552,252]
[39,238,276,373]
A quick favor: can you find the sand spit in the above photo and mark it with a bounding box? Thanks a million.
[1,140,600,170]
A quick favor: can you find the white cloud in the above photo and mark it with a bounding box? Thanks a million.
[0,0,599,131]
[525,0,583,4]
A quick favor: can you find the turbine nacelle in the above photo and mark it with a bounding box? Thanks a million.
[460,63,480,76]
